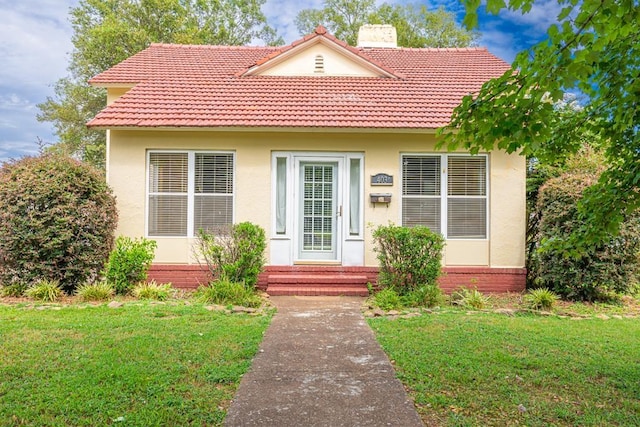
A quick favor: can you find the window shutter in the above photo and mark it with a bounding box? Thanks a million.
[194,153,234,231]
[148,153,188,236]
[447,157,487,238]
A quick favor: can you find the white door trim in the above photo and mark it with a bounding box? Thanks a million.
[270,151,364,266]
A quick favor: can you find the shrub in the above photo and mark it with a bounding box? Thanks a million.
[75,282,115,302]
[195,222,266,287]
[103,236,157,295]
[523,288,559,311]
[132,281,174,301]
[535,173,640,301]
[0,154,117,293]
[194,278,262,308]
[403,284,444,308]
[451,287,489,310]
[0,282,28,297]
[372,287,403,311]
[372,224,444,294]
[25,280,63,302]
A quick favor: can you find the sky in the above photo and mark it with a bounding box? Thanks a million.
[0,0,560,164]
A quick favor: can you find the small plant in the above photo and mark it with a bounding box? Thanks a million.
[451,287,489,310]
[25,280,63,302]
[372,287,403,311]
[372,223,444,294]
[75,282,115,302]
[133,281,174,301]
[195,222,266,287]
[403,284,443,308]
[103,236,157,295]
[0,282,28,297]
[194,277,262,308]
[523,288,559,311]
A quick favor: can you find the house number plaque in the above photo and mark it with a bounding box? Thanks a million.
[371,173,393,186]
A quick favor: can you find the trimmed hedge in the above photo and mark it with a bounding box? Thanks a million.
[372,224,444,294]
[0,155,117,292]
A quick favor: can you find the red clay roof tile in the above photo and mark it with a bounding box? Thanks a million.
[87,30,510,130]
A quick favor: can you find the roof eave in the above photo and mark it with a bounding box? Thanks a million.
[86,124,441,134]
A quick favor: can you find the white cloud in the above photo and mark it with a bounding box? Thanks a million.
[0,93,32,110]
[263,0,324,43]
[478,29,520,63]
[0,0,76,163]
[499,0,562,35]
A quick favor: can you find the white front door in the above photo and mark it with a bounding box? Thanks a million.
[269,152,363,266]
[296,159,342,261]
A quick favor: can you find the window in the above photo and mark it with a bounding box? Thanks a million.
[349,158,361,235]
[402,154,487,239]
[148,151,233,237]
[275,156,287,234]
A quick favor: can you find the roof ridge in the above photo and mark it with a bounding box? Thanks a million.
[148,42,278,50]
[361,46,489,52]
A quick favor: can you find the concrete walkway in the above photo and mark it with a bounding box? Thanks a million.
[225,296,424,426]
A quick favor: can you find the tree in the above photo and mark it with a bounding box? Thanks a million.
[295,0,477,48]
[37,0,282,168]
[440,0,640,252]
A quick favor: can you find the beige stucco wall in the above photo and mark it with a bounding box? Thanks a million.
[106,87,132,105]
[107,129,525,268]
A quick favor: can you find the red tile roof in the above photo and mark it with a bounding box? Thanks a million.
[88,27,510,130]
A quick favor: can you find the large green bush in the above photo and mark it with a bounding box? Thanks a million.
[372,224,444,294]
[103,236,157,294]
[0,155,117,292]
[535,173,640,301]
[195,222,266,287]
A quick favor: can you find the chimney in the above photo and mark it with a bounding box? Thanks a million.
[357,24,397,48]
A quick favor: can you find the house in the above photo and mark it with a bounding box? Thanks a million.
[87,25,526,295]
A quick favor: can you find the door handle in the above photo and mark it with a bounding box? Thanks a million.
[337,205,343,217]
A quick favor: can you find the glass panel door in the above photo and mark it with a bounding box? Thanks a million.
[298,162,338,260]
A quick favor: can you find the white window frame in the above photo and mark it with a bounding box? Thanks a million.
[146,150,235,238]
[400,153,489,240]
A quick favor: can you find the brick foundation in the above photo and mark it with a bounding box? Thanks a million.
[148,264,526,294]
[439,267,526,293]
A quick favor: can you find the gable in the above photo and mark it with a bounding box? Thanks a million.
[252,40,382,78]
[241,26,399,79]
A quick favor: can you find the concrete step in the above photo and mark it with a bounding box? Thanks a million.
[268,274,369,285]
[265,273,370,296]
[266,286,369,297]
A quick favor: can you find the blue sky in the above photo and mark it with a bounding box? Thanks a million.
[0,0,558,164]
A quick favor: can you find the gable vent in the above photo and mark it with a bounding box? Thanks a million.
[314,55,325,73]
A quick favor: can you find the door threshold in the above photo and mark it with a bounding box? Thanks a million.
[293,261,342,266]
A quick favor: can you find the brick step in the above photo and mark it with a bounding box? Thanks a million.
[266,286,369,297]
[268,274,369,285]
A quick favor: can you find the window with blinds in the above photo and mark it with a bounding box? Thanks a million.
[148,151,234,237]
[402,154,487,239]
[447,157,486,238]
[402,156,441,233]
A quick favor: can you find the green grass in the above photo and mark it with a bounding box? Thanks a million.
[0,302,271,426]
[369,311,640,426]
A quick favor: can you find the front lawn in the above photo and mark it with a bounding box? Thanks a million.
[370,311,640,426]
[0,302,270,426]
